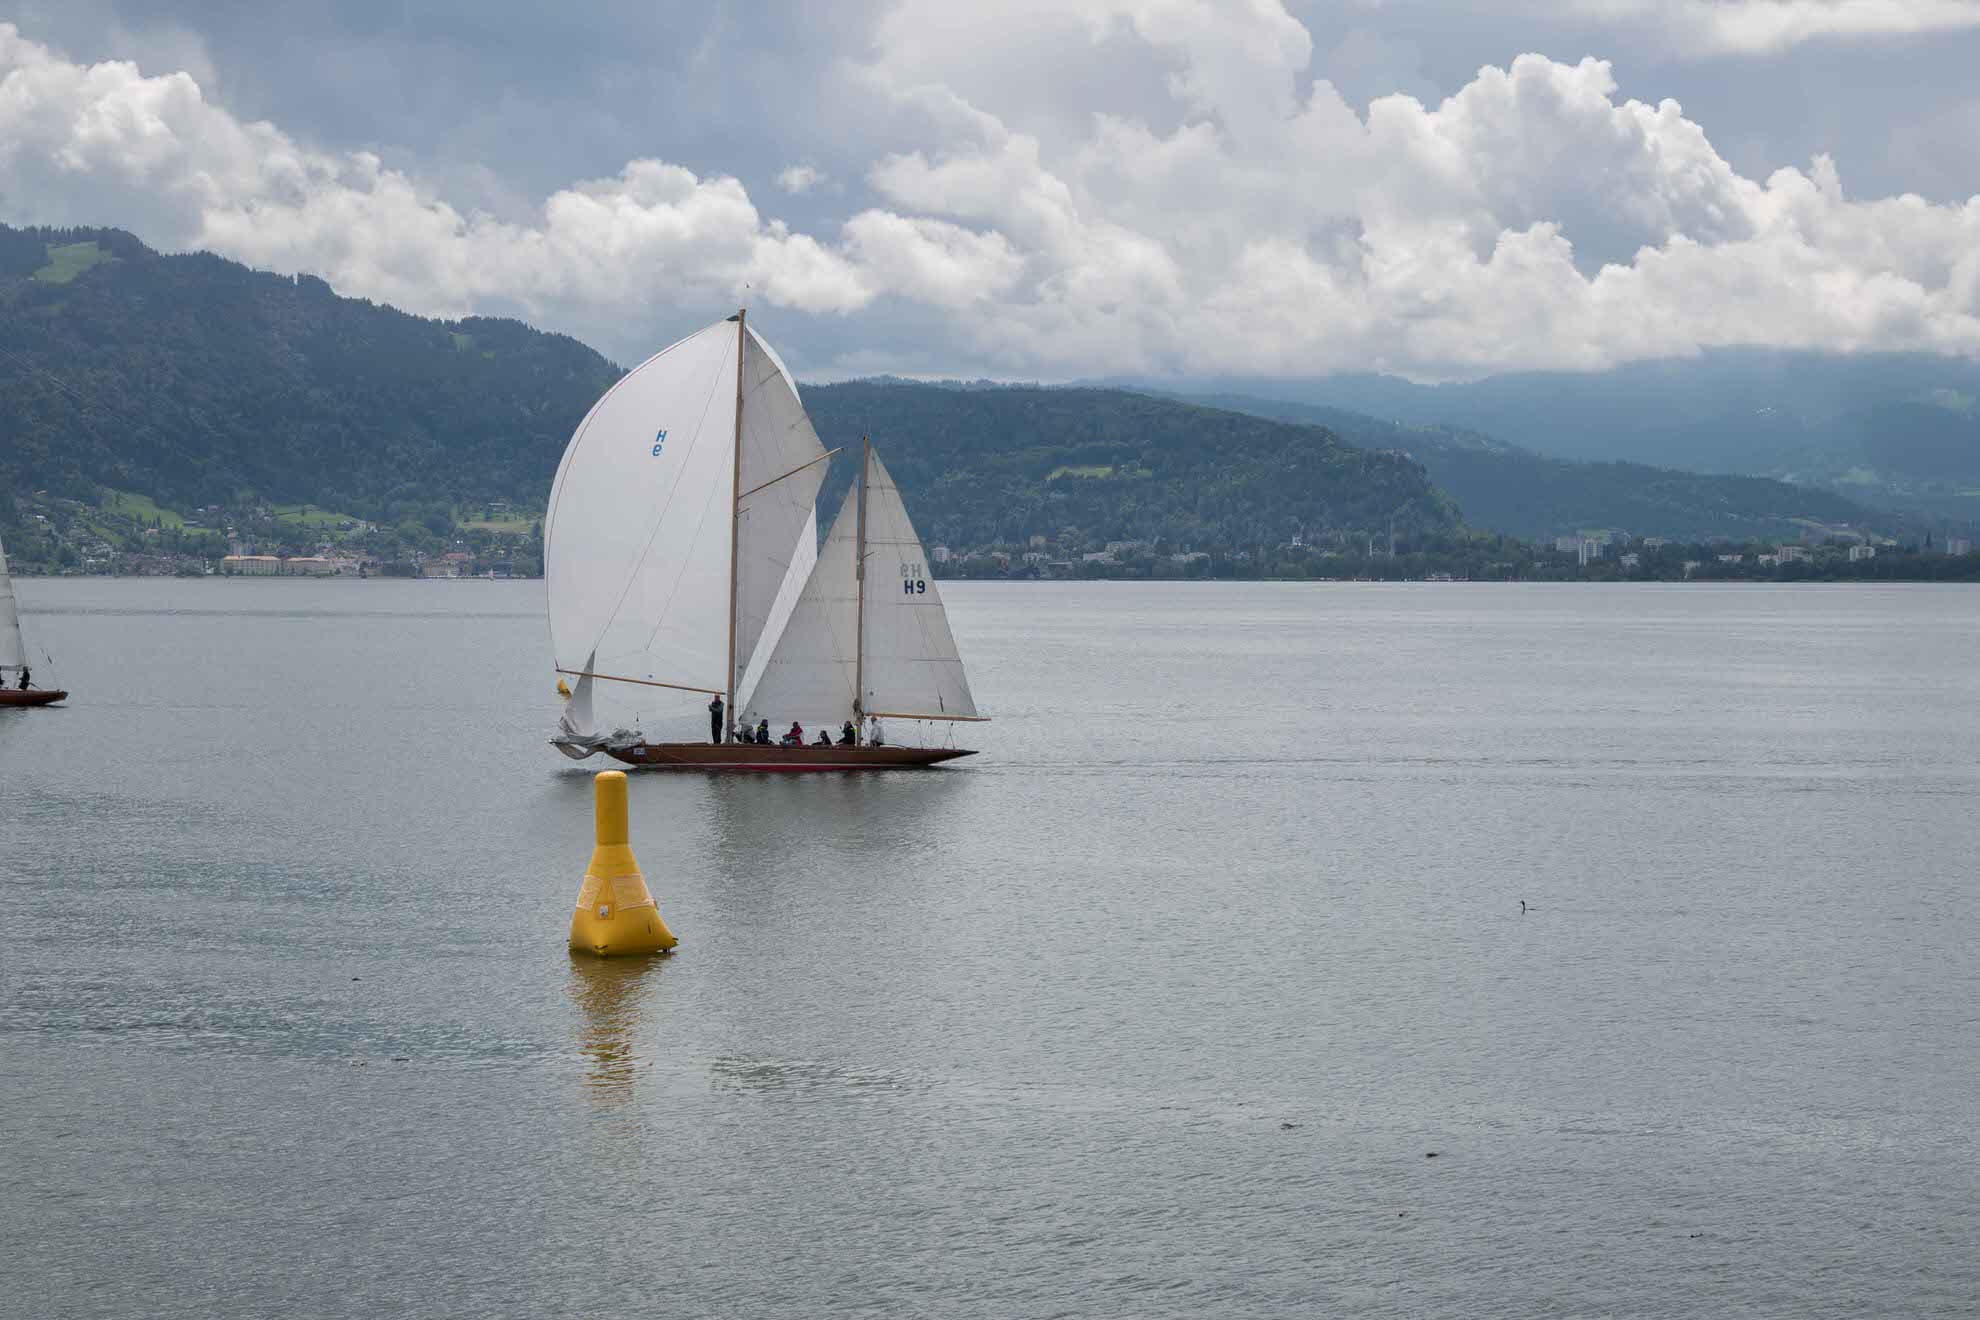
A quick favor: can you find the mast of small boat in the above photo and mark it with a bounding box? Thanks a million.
[726,307,746,720]
[854,434,870,718]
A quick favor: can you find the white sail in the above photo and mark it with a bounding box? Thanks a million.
[746,445,980,725]
[559,654,598,740]
[859,450,978,720]
[744,484,861,722]
[544,319,738,698]
[734,328,830,689]
[0,531,25,674]
[737,507,817,713]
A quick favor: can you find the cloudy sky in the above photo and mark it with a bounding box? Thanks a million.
[3,1,1978,380]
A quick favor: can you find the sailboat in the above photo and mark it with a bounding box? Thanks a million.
[0,531,67,707]
[543,311,983,770]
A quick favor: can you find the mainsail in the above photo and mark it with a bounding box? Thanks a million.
[0,531,26,675]
[748,443,980,725]
[543,314,829,719]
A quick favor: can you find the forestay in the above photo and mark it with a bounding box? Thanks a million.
[0,532,25,674]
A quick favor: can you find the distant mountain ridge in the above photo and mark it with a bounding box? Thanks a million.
[1177,393,1882,543]
[1114,350,1980,519]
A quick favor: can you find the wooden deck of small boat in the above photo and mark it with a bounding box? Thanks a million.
[0,689,66,707]
[603,742,975,771]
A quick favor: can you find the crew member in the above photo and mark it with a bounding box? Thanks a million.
[756,718,770,744]
[16,666,29,692]
[813,729,833,747]
[707,693,725,745]
[866,714,884,747]
[838,720,858,746]
[782,721,805,747]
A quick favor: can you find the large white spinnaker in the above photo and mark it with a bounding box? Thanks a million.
[0,532,26,676]
[544,320,738,704]
[543,316,832,741]
[859,449,978,720]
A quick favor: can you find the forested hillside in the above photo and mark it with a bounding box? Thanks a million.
[0,224,619,528]
[803,383,1458,552]
[1,225,1458,565]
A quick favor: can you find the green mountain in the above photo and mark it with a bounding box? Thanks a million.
[802,383,1458,552]
[1182,393,1882,542]
[1,224,620,527]
[1,224,1458,561]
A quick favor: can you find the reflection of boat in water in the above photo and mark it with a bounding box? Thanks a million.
[0,532,65,707]
[544,311,984,771]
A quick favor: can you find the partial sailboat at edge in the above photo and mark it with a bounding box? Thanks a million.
[542,311,983,771]
[0,531,67,708]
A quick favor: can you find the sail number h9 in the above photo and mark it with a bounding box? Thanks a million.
[900,561,927,594]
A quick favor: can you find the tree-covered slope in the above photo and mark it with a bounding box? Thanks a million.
[1,224,1458,556]
[802,382,1459,551]
[1186,393,1884,542]
[1,224,620,524]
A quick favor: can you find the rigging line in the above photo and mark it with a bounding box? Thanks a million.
[587,336,729,659]
[557,668,723,697]
[738,448,840,501]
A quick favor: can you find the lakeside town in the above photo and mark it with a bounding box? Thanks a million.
[7,486,1979,584]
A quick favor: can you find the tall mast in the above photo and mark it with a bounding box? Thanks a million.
[853,434,870,717]
[726,308,746,719]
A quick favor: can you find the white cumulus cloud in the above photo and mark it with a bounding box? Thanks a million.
[4,12,1980,381]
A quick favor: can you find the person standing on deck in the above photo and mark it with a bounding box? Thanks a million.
[866,714,884,747]
[17,666,30,692]
[707,693,724,745]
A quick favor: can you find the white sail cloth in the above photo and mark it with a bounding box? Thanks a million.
[0,532,26,674]
[543,317,828,711]
[859,450,977,720]
[748,447,978,724]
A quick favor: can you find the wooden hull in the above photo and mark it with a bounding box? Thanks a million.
[0,688,66,707]
[602,741,975,772]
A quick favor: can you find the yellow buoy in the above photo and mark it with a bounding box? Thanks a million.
[569,770,677,956]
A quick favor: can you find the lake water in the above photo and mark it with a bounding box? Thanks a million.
[2,579,1977,1318]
